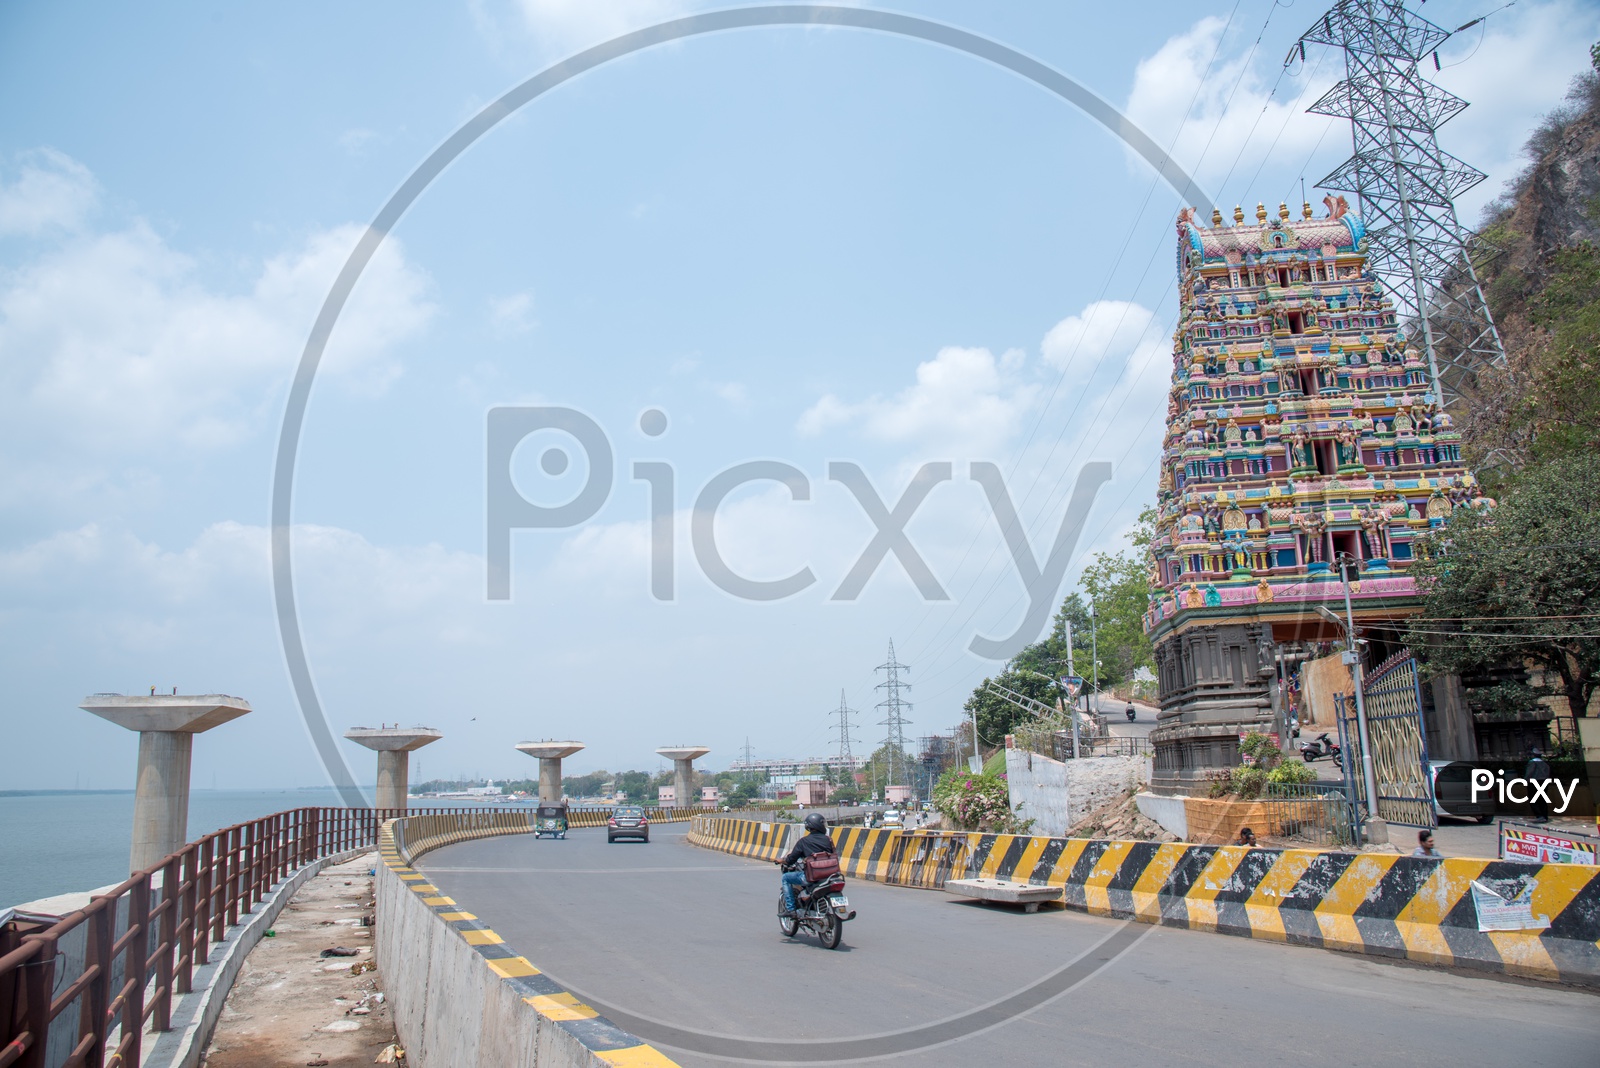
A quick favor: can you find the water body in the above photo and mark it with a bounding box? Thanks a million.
[0,789,518,908]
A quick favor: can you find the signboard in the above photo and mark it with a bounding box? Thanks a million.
[1500,823,1600,866]
[1061,676,1083,700]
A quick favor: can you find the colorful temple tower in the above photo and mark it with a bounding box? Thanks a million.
[1144,198,1486,793]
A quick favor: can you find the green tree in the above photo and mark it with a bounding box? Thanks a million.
[614,770,653,804]
[559,770,609,798]
[962,667,1062,751]
[1409,454,1600,733]
[1082,505,1158,686]
[830,779,862,804]
[855,741,914,796]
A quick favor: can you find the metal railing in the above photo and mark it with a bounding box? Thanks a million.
[1048,735,1154,760]
[1260,782,1361,847]
[0,805,475,1068]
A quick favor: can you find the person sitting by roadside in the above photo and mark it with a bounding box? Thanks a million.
[1413,830,1443,858]
[1236,827,1257,847]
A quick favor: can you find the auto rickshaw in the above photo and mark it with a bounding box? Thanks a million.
[534,802,569,839]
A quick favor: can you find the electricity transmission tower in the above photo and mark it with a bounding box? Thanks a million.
[830,690,858,771]
[1296,0,1504,402]
[875,641,913,792]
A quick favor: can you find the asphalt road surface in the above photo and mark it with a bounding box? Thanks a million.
[419,825,1596,1067]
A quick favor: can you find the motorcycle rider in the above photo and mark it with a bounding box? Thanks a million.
[776,813,836,915]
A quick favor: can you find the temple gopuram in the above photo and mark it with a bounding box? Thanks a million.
[1144,197,1487,794]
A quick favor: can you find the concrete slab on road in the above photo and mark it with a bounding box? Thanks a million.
[418,825,1596,1068]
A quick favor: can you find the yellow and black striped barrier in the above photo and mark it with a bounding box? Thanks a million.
[687,816,1600,986]
[378,819,679,1067]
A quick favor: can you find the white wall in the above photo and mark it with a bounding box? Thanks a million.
[1004,748,1151,837]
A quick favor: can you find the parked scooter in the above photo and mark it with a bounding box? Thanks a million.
[1299,732,1342,768]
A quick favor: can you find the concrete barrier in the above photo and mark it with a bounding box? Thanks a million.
[377,819,678,1067]
[687,815,1600,986]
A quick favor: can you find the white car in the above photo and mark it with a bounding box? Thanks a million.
[882,809,904,827]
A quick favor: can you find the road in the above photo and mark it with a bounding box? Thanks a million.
[417,825,1595,1067]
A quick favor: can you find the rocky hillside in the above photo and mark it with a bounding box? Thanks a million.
[1458,49,1600,473]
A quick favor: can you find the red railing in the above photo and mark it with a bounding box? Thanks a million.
[0,806,472,1068]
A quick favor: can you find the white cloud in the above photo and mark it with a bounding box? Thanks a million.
[0,519,488,650]
[1125,16,1338,193]
[0,156,435,495]
[489,291,537,335]
[798,345,1036,457]
[711,381,748,407]
[1041,299,1161,373]
[338,128,378,155]
[470,0,691,54]
[0,149,99,236]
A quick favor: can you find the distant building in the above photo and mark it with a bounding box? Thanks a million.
[726,755,862,794]
[699,785,720,809]
[794,780,831,805]
[657,785,676,806]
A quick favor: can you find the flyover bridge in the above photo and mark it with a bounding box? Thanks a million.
[408,822,1596,1067]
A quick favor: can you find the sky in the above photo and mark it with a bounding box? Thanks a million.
[1,0,1595,792]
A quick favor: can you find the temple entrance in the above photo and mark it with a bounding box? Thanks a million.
[1337,655,1436,828]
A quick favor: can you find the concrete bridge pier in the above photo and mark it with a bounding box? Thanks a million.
[515,741,585,802]
[345,727,443,811]
[656,746,710,808]
[80,693,253,874]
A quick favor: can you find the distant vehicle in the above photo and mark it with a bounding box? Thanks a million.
[534,802,568,839]
[608,805,650,843]
[882,809,904,827]
[1430,761,1494,824]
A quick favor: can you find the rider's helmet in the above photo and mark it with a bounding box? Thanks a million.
[803,813,826,833]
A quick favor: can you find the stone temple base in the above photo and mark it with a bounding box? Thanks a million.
[1148,622,1277,795]
[1150,714,1275,795]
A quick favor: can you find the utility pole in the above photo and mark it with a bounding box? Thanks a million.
[875,640,913,797]
[1337,554,1385,842]
[1294,0,1504,404]
[1089,600,1100,717]
[1064,620,1080,759]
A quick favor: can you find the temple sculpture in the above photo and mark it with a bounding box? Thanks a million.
[1144,199,1486,793]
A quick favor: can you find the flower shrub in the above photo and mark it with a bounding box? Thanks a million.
[933,769,1016,830]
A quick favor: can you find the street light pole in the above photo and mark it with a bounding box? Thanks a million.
[1337,554,1384,843]
[1065,619,1080,758]
[1089,601,1100,716]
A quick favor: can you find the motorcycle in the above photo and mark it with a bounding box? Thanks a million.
[1125,705,1137,721]
[1300,732,1342,768]
[776,860,855,949]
